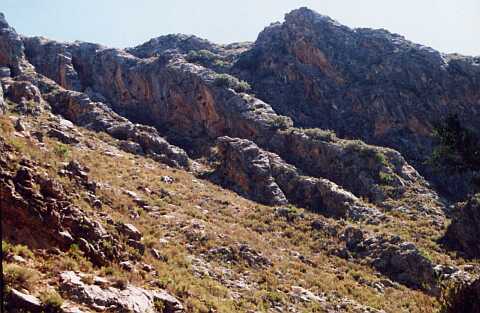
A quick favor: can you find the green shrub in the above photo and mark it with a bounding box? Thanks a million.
[378,171,396,185]
[39,290,64,312]
[430,114,480,173]
[186,49,217,63]
[213,74,251,92]
[54,143,69,159]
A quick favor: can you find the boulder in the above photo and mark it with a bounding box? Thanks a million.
[60,271,183,313]
[116,222,142,241]
[5,289,43,313]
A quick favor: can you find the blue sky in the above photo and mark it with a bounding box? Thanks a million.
[2,0,479,55]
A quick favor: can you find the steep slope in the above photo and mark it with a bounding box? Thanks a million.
[1,8,480,313]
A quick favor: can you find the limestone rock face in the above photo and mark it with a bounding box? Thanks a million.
[444,194,480,259]
[44,89,190,169]
[233,7,480,195]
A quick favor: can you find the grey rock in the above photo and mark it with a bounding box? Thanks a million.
[116,222,142,241]
[60,271,184,313]
[212,136,384,221]
[6,289,42,312]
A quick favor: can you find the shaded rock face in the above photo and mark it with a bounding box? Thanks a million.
[212,136,384,221]
[441,278,480,313]
[23,36,83,91]
[233,7,480,186]
[60,271,184,313]
[443,194,480,259]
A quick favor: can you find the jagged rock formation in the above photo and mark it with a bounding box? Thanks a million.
[233,7,480,196]
[443,194,480,259]
[211,136,384,221]
[16,32,433,209]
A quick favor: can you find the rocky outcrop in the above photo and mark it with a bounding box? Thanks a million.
[0,12,33,75]
[4,289,43,313]
[205,244,272,268]
[44,89,190,169]
[60,271,184,313]
[443,194,480,259]
[341,227,469,295]
[233,7,480,196]
[0,139,120,265]
[212,136,384,221]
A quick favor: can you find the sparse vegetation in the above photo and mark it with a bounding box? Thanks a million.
[3,263,40,290]
[271,115,293,130]
[213,73,251,92]
[303,128,337,142]
[39,290,64,312]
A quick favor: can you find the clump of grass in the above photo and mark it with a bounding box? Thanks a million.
[3,263,40,290]
[53,143,69,159]
[39,290,64,312]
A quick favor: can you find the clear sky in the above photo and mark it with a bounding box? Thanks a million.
[2,0,479,55]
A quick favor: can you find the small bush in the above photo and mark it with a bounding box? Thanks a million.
[154,299,165,312]
[186,49,217,63]
[378,171,396,185]
[3,263,40,290]
[39,290,64,312]
[11,244,34,259]
[271,116,293,130]
[303,128,337,142]
[213,74,251,92]
[54,143,69,159]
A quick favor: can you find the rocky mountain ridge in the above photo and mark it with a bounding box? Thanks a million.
[1,8,479,313]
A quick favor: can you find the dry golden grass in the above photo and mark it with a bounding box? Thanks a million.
[0,112,458,312]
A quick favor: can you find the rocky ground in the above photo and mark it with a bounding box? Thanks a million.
[1,7,479,313]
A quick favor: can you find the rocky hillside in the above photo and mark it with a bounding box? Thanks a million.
[1,8,479,313]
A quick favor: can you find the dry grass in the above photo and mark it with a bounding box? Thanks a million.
[0,111,456,312]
